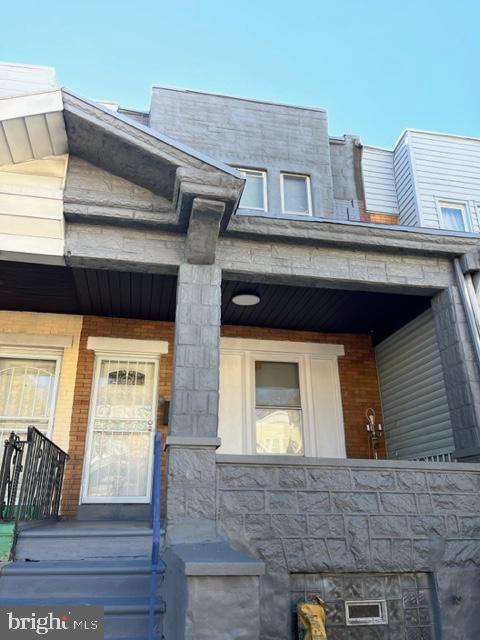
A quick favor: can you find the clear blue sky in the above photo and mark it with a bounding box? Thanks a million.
[2,0,479,147]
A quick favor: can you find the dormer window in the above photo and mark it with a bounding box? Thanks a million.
[281,173,312,215]
[237,168,267,211]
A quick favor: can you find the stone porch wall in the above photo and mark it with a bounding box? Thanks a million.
[216,456,480,640]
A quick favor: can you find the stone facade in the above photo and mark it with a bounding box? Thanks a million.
[216,458,480,639]
[291,572,436,640]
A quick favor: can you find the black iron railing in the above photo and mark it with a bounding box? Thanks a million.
[0,426,68,521]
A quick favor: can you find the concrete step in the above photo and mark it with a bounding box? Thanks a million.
[15,522,153,561]
[0,596,165,639]
[0,559,165,598]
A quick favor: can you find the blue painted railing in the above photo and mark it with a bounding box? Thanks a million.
[148,433,162,640]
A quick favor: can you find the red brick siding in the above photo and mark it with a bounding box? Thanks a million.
[63,317,384,516]
[62,316,175,517]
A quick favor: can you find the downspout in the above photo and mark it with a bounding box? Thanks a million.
[453,257,480,371]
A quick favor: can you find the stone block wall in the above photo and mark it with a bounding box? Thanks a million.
[291,572,436,640]
[216,458,480,639]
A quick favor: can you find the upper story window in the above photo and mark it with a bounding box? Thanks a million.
[281,173,312,215]
[438,200,469,232]
[237,168,267,211]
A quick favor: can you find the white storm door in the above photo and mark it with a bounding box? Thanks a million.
[83,356,158,503]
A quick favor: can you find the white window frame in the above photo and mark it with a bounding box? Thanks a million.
[218,339,345,457]
[280,172,312,216]
[345,600,388,626]
[251,352,309,456]
[0,346,62,440]
[236,168,268,211]
[436,199,472,232]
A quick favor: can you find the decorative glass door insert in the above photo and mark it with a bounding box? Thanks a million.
[84,357,158,502]
[0,356,59,442]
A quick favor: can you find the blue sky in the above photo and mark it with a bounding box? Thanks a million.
[2,0,479,147]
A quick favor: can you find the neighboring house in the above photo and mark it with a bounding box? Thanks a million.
[363,130,480,232]
[0,62,480,639]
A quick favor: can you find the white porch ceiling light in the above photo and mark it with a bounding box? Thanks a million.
[231,292,261,306]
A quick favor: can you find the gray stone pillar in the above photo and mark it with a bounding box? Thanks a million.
[432,286,480,460]
[166,263,222,543]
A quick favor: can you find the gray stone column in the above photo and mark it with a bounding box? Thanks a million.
[165,263,222,543]
[432,286,480,460]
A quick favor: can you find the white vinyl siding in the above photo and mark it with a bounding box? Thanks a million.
[375,310,454,460]
[0,63,58,98]
[393,133,419,226]
[362,146,399,215]
[0,155,67,260]
[408,131,480,232]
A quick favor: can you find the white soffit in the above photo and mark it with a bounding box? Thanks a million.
[0,90,67,165]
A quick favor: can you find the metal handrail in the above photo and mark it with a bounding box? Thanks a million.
[0,426,68,522]
[148,433,162,640]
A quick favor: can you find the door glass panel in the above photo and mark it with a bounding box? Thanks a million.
[86,359,156,499]
[0,357,56,441]
[255,361,304,455]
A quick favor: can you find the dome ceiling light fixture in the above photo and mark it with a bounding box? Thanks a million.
[231,292,261,306]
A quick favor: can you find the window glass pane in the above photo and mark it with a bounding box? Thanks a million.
[0,357,56,440]
[255,408,304,455]
[255,361,300,407]
[255,361,303,455]
[283,175,309,213]
[239,171,265,209]
[441,206,465,231]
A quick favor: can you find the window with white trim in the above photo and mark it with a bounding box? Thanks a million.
[255,360,304,455]
[237,168,267,211]
[0,352,61,441]
[438,200,469,232]
[281,173,312,215]
[218,339,346,457]
[345,600,388,626]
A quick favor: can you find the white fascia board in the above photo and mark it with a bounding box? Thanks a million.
[0,89,63,121]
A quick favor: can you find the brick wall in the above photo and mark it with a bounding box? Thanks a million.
[221,325,385,459]
[61,315,175,517]
[0,311,82,451]
[363,212,400,225]
[61,317,383,516]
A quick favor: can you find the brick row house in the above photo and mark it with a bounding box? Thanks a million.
[1,63,480,639]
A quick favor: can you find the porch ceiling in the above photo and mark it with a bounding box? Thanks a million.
[0,262,431,342]
[221,279,432,343]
